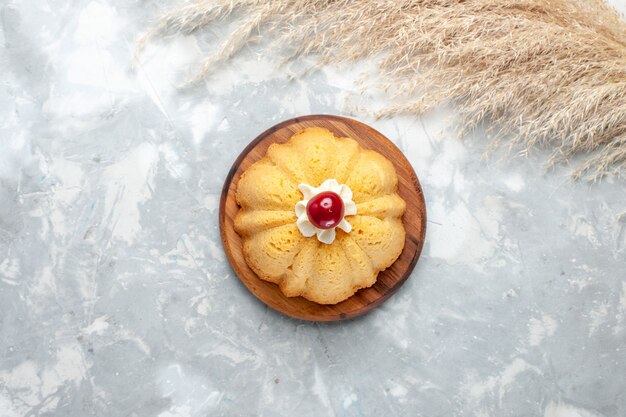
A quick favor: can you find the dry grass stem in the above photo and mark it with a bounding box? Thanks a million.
[136,0,626,180]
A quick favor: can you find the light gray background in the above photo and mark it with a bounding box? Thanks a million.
[1,1,625,416]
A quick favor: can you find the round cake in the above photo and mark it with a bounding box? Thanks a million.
[234,127,406,304]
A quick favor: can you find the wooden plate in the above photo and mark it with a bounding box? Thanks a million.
[219,115,427,321]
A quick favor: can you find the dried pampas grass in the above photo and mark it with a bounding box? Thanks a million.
[136,0,626,180]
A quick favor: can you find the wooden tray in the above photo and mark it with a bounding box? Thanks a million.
[219,115,427,321]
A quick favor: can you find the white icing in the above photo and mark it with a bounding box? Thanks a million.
[295,179,357,244]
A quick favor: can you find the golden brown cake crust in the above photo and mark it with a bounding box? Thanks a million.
[234,127,406,305]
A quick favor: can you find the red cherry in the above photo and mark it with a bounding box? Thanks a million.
[306,191,345,230]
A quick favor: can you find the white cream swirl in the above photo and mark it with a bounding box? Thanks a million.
[294,179,357,244]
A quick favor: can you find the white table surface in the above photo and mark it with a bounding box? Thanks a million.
[1,1,625,416]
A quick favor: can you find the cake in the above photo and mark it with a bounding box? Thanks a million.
[234,127,406,304]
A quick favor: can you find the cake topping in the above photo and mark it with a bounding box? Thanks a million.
[295,179,357,244]
[306,191,344,229]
